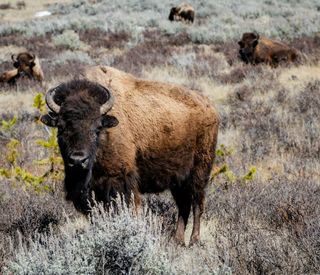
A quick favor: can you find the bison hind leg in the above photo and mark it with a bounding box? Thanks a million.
[170,183,192,246]
[189,187,205,246]
[189,149,216,245]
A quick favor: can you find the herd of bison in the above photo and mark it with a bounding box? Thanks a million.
[0,3,309,246]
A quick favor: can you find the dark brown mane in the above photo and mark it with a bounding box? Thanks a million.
[53,79,110,106]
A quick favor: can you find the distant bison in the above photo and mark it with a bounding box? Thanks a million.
[169,3,195,23]
[0,69,19,84]
[41,66,219,245]
[12,52,44,81]
[238,32,298,66]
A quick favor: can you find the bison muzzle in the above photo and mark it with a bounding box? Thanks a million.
[40,66,219,246]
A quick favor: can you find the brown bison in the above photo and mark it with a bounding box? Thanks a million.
[12,52,44,81]
[0,69,19,84]
[169,3,195,23]
[40,66,219,245]
[238,32,298,66]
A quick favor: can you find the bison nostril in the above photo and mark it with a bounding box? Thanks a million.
[68,152,89,168]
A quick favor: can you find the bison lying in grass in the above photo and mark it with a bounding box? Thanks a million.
[0,52,44,84]
[238,32,298,66]
[41,66,219,246]
[12,52,44,81]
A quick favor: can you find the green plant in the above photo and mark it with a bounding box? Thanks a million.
[33,93,64,182]
[0,139,50,193]
[33,93,46,114]
[215,144,234,159]
[212,145,256,183]
[1,115,17,132]
[242,166,257,182]
[0,94,63,193]
[211,163,237,182]
[36,128,63,182]
[5,138,19,165]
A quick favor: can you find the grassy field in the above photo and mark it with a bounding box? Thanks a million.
[0,0,320,274]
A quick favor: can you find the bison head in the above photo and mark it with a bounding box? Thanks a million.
[12,52,36,78]
[169,7,177,21]
[41,79,118,212]
[238,32,260,63]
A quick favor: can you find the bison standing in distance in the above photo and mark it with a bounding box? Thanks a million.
[12,52,44,81]
[169,3,195,24]
[41,66,219,246]
[238,32,298,66]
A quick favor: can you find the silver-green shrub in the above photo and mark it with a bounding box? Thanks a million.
[53,30,85,50]
[5,200,231,275]
[1,0,320,41]
[52,50,93,65]
[5,203,170,275]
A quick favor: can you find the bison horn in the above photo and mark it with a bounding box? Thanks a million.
[11,54,16,62]
[45,86,61,113]
[30,53,35,62]
[99,85,115,114]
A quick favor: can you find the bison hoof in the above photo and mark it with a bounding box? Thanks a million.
[175,239,186,247]
[174,235,186,247]
[189,235,200,247]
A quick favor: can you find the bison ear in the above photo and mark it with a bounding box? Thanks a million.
[13,62,19,68]
[40,114,58,127]
[101,115,119,129]
[238,41,244,47]
[30,61,36,67]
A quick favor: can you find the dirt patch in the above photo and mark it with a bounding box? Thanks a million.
[0,0,72,22]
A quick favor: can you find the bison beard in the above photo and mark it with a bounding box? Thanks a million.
[41,67,219,246]
[65,166,92,213]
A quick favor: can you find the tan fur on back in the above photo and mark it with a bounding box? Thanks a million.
[258,37,291,53]
[32,57,44,81]
[82,65,219,176]
[176,3,194,12]
[255,37,298,65]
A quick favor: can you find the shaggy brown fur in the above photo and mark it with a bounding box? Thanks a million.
[0,69,19,84]
[238,32,298,66]
[12,52,44,81]
[41,66,219,246]
[169,3,195,23]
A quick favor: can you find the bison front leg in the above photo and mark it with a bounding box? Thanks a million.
[123,171,141,213]
[93,170,141,213]
[171,186,192,246]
